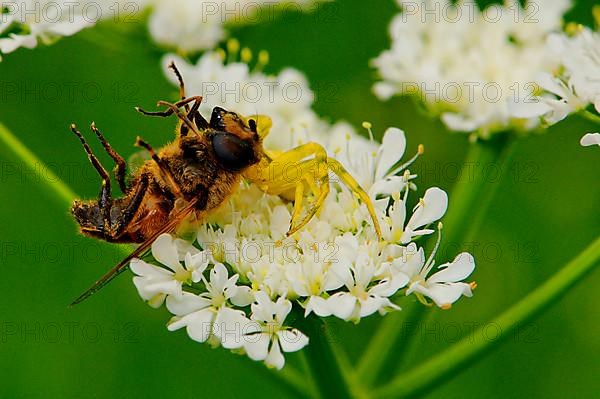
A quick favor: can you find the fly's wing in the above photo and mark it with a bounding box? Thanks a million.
[69,198,199,306]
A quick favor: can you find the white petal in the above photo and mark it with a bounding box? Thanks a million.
[144,279,181,299]
[580,133,600,147]
[405,187,448,234]
[251,292,276,323]
[274,298,293,325]
[151,234,182,271]
[214,307,250,349]
[265,339,286,370]
[326,293,357,320]
[413,282,471,308]
[304,296,332,317]
[230,285,254,307]
[168,308,214,344]
[440,113,479,132]
[325,260,354,291]
[373,82,397,100]
[185,251,209,274]
[369,176,408,198]
[130,258,172,278]
[45,17,94,36]
[428,253,475,284]
[395,244,425,278]
[244,333,271,361]
[166,292,211,315]
[375,128,406,180]
[0,33,37,53]
[507,97,552,118]
[277,329,309,353]
[369,273,409,297]
[209,263,231,292]
[357,296,386,318]
[536,73,569,98]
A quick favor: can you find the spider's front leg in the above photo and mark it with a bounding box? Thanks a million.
[244,142,383,239]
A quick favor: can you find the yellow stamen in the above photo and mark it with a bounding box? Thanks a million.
[441,303,452,310]
[565,22,583,36]
[227,38,240,55]
[257,50,269,70]
[241,47,252,63]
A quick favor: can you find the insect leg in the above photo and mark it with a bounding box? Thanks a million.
[90,122,128,193]
[245,143,330,235]
[287,158,330,236]
[180,96,208,136]
[167,61,189,111]
[135,136,183,197]
[156,100,200,136]
[70,124,112,231]
[111,173,150,237]
[327,157,383,240]
[135,96,201,118]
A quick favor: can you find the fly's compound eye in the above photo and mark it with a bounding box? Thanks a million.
[211,132,256,171]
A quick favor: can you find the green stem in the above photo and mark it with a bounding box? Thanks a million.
[578,109,600,124]
[0,123,77,205]
[356,136,512,387]
[374,235,600,399]
[300,317,353,399]
[440,135,513,248]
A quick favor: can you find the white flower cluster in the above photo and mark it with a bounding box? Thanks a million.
[371,0,571,138]
[510,24,600,147]
[130,51,477,368]
[0,0,322,60]
[147,0,322,53]
[0,0,138,58]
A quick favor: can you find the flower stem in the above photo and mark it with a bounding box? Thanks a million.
[578,109,600,124]
[355,136,513,386]
[300,317,354,399]
[0,123,77,205]
[440,134,514,248]
[373,234,600,399]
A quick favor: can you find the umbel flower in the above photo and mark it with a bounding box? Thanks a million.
[0,0,139,59]
[0,0,322,60]
[130,48,477,368]
[371,0,571,139]
[509,21,600,148]
[147,0,323,53]
[1,0,93,57]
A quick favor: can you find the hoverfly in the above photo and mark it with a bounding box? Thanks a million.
[69,62,382,305]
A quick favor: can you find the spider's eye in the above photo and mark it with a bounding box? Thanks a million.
[248,118,257,133]
[211,132,256,171]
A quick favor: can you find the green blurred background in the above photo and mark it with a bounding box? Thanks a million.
[0,0,598,397]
